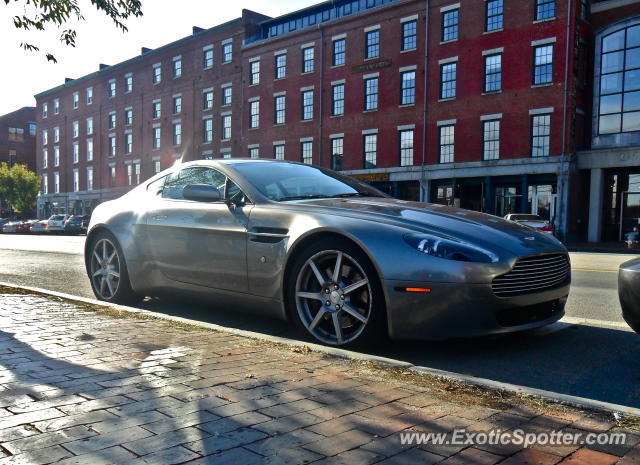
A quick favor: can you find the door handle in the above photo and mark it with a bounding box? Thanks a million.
[152,215,168,221]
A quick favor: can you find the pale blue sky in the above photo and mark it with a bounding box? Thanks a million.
[1,0,319,115]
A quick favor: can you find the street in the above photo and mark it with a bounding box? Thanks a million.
[0,234,639,408]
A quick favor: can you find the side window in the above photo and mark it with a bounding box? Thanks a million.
[226,178,248,204]
[147,175,167,196]
[161,167,226,200]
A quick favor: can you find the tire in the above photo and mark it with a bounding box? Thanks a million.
[87,230,140,305]
[286,237,386,348]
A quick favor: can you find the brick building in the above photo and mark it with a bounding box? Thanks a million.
[34,0,640,243]
[0,107,36,170]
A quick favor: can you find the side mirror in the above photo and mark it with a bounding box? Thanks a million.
[182,184,223,202]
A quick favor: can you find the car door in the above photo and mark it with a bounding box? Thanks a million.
[146,166,251,293]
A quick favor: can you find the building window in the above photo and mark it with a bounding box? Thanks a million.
[43,175,48,194]
[153,101,161,119]
[250,100,260,128]
[87,117,93,135]
[173,96,182,114]
[42,103,48,118]
[42,129,48,145]
[153,64,161,84]
[125,133,133,154]
[8,127,24,141]
[531,114,551,156]
[223,42,233,63]
[301,141,313,164]
[332,84,345,116]
[203,90,213,110]
[72,92,79,109]
[204,47,213,69]
[87,167,93,191]
[401,71,416,105]
[125,74,133,93]
[275,54,286,79]
[274,95,286,125]
[86,87,93,105]
[109,136,117,157]
[400,129,414,166]
[439,124,455,163]
[250,60,260,85]
[42,148,48,168]
[442,9,459,42]
[109,165,116,186]
[53,126,60,143]
[440,62,457,99]
[402,20,417,51]
[274,144,285,160]
[53,98,60,114]
[364,133,377,168]
[223,87,232,106]
[54,172,59,193]
[127,164,133,185]
[125,109,133,126]
[173,122,182,146]
[87,139,93,161]
[364,77,379,111]
[173,56,182,78]
[484,53,502,92]
[222,151,231,159]
[483,119,500,160]
[54,146,60,166]
[154,160,161,174]
[331,137,344,171]
[598,24,640,135]
[73,169,79,192]
[249,147,260,159]
[486,0,503,32]
[222,115,232,140]
[302,47,314,73]
[533,45,554,85]
[153,127,161,149]
[108,80,116,98]
[73,142,79,164]
[365,30,380,59]
[302,90,314,120]
[29,123,36,136]
[204,118,213,142]
[333,39,346,66]
[535,0,555,21]
[109,113,116,130]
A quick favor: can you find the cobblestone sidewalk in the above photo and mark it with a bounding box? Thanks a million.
[0,292,637,465]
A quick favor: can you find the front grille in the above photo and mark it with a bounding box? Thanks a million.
[492,253,570,298]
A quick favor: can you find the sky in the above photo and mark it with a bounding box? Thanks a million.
[0,0,320,116]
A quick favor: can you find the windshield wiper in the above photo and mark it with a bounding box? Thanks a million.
[276,194,331,201]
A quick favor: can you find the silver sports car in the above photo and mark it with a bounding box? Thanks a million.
[85,160,571,347]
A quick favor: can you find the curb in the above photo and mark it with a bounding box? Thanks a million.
[2,281,639,419]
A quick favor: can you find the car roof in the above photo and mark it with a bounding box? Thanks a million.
[180,158,304,167]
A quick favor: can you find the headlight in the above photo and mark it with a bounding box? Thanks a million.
[404,233,499,263]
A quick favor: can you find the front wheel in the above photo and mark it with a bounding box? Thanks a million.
[88,231,139,304]
[287,238,386,348]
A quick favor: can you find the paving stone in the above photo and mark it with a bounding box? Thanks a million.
[54,445,138,465]
[303,429,373,456]
[122,426,209,456]
[500,448,563,465]
[185,447,263,465]
[440,447,503,464]
[557,448,620,465]
[130,445,201,464]
[375,447,444,465]
[184,427,267,455]
[0,444,74,465]
[246,428,325,456]
[3,424,97,455]
[141,410,219,434]
[63,425,154,455]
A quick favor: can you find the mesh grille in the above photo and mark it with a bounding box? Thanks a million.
[492,254,570,298]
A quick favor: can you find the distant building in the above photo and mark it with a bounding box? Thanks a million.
[34,0,640,243]
[0,106,36,170]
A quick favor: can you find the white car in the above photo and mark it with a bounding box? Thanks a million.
[46,215,69,232]
[504,214,554,234]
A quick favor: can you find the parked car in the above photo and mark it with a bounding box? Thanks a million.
[46,215,69,232]
[504,214,554,234]
[30,220,49,234]
[85,159,571,347]
[15,221,35,234]
[0,218,9,230]
[619,257,640,334]
[2,221,23,233]
[64,215,88,235]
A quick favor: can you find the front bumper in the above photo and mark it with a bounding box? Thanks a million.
[384,279,569,340]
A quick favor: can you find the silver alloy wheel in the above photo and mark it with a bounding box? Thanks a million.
[90,238,121,300]
[295,250,372,345]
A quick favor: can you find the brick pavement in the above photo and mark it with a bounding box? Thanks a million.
[0,292,637,465]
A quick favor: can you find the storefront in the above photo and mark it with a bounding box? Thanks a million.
[602,169,640,241]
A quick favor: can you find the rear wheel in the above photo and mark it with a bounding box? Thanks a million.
[88,231,139,304]
[287,238,386,348]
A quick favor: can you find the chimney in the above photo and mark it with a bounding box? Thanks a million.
[65,77,74,83]
[192,26,204,35]
[141,47,152,54]
[99,63,110,70]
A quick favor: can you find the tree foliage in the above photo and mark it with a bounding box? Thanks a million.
[0,163,41,214]
[5,0,143,62]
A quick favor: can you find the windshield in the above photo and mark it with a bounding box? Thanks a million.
[231,162,385,201]
[51,215,65,221]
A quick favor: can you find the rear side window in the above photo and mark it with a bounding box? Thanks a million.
[161,167,226,200]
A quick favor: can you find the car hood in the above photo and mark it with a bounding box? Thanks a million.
[285,197,565,258]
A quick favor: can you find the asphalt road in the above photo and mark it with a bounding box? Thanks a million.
[0,234,639,408]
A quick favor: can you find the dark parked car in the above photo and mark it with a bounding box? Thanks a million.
[84,159,571,347]
[64,215,89,235]
[619,257,640,333]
